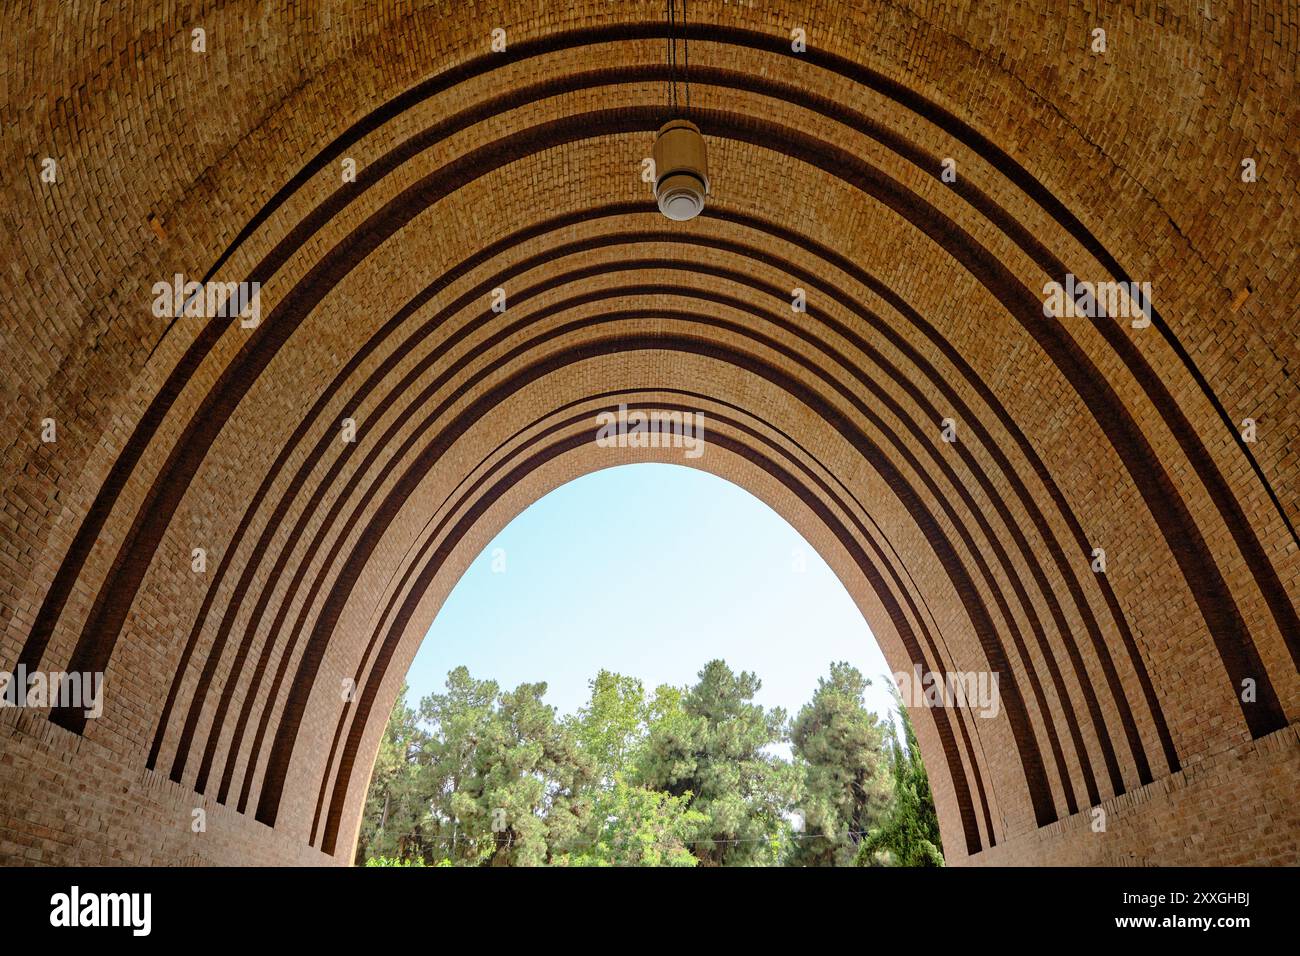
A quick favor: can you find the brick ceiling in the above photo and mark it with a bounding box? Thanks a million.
[0,1,1296,865]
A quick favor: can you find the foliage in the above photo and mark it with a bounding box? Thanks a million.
[363,856,428,867]
[356,661,944,867]
[788,662,892,866]
[425,668,594,866]
[633,660,796,865]
[553,775,707,867]
[856,688,945,867]
[567,670,652,786]
[353,683,431,865]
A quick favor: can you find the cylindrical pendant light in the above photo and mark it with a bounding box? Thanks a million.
[653,119,708,221]
[656,0,707,221]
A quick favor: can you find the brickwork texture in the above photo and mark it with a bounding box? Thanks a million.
[0,0,1296,865]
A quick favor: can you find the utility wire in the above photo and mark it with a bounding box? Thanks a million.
[378,827,874,850]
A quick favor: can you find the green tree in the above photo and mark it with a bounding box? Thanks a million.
[430,669,593,866]
[559,671,716,865]
[635,660,796,865]
[554,775,707,867]
[361,668,595,866]
[567,670,650,785]
[420,666,501,864]
[788,662,891,866]
[356,661,934,868]
[857,691,945,867]
[354,683,432,864]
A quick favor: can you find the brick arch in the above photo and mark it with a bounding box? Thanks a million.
[2,1,1296,866]
[306,390,1001,858]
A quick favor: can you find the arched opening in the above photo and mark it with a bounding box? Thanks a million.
[354,463,922,865]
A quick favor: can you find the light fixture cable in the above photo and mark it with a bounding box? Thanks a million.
[666,0,691,117]
[683,0,690,115]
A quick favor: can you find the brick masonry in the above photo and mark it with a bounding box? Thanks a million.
[0,1,1295,865]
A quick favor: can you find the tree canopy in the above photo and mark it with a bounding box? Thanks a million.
[355,661,943,867]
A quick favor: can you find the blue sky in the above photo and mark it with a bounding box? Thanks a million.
[403,463,895,727]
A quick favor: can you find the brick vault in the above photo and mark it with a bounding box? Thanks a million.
[0,1,1297,865]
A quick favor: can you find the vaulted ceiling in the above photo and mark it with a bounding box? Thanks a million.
[0,1,1296,865]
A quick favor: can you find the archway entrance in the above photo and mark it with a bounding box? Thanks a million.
[355,463,915,866]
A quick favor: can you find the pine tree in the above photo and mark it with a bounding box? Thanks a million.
[857,688,945,867]
[788,662,891,866]
[634,660,795,865]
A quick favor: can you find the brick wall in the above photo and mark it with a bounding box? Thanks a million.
[0,0,1295,865]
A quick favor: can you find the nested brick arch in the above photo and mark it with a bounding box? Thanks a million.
[1,1,1297,866]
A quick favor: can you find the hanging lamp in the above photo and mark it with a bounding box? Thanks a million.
[653,0,708,221]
